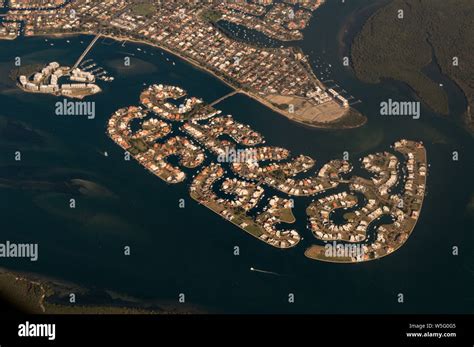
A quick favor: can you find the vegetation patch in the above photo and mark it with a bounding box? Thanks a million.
[200,9,222,23]
[351,0,474,133]
[130,3,156,17]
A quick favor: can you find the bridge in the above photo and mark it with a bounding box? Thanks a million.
[209,90,239,107]
[72,33,101,69]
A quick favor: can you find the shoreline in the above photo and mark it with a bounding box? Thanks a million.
[189,192,299,250]
[0,267,208,314]
[16,82,98,100]
[25,31,366,130]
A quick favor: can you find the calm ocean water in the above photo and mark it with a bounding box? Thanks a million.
[0,0,472,313]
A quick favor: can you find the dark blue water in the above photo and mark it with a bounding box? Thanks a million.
[0,0,472,313]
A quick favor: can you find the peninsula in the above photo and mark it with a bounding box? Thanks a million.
[1,0,366,129]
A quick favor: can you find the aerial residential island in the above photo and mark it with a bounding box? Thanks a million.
[17,61,101,98]
[0,0,473,340]
[107,83,428,262]
[305,140,427,262]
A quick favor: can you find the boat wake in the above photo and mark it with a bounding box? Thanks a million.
[250,267,281,276]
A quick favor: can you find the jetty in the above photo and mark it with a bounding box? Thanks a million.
[72,33,101,69]
[209,90,239,107]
